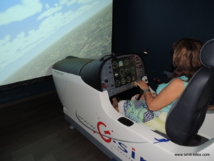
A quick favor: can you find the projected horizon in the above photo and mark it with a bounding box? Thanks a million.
[0,0,112,86]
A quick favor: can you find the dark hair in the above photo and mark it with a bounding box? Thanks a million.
[169,38,203,81]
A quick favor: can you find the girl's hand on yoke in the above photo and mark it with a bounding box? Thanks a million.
[133,80,149,90]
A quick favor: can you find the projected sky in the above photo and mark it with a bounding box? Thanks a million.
[0,0,112,85]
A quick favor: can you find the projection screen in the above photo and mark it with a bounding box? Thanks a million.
[0,0,112,86]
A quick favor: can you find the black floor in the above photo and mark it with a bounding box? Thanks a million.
[0,92,109,161]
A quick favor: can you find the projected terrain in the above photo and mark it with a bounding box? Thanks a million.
[0,0,112,86]
[3,5,112,84]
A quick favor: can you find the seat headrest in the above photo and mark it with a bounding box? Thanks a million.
[200,39,214,68]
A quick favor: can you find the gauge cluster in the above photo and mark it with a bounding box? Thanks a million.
[101,54,146,97]
[112,57,137,87]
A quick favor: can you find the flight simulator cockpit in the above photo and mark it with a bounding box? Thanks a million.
[52,46,214,161]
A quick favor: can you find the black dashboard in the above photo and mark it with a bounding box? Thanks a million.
[100,54,146,97]
[53,54,146,97]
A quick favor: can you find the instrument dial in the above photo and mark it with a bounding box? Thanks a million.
[112,60,118,69]
[124,59,129,66]
[126,76,131,83]
[121,78,126,85]
[115,80,120,87]
[119,68,125,77]
[125,68,130,74]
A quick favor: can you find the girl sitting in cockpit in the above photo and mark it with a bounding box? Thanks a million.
[112,38,203,134]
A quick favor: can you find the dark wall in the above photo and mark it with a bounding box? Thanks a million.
[112,0,214,89]
[0,76,55,106]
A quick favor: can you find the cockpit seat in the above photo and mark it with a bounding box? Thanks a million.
[166,39,214,145]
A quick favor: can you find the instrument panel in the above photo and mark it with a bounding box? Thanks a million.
[101,54,146,97]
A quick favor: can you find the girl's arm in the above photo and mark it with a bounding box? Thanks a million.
[134,78,185,111]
